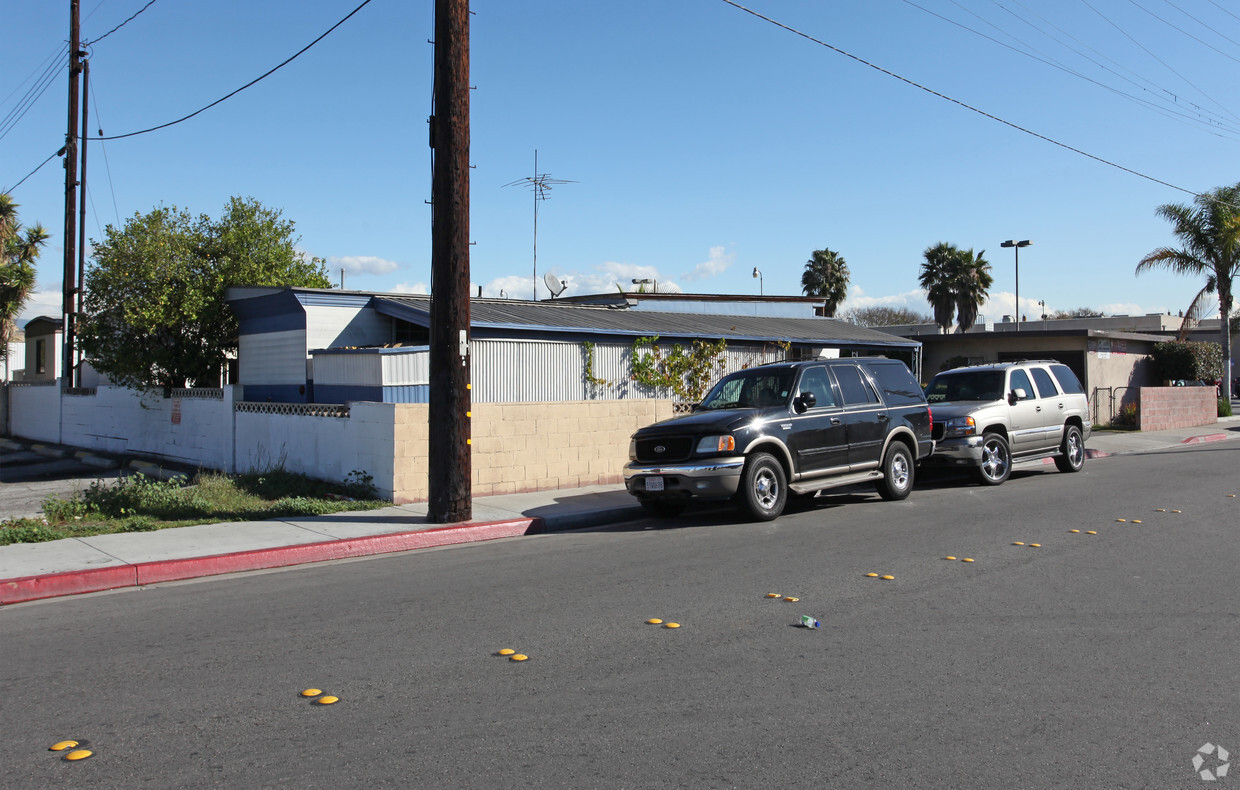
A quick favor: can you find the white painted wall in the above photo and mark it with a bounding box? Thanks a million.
[8,382,61,442]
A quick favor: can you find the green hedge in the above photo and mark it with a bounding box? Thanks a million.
[1151,341,1224,383]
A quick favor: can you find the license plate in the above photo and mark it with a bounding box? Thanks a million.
[645,476,664,492]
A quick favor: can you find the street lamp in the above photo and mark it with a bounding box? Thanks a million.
[1038,299,1046,320]
[631,277,656,293]
[1000,240,1032,329]
[752,267,763,296]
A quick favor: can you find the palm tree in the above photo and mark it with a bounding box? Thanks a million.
[919,242,959,331]
[801,248,850,317]
[0,194,49,355]
[1137,183,1240,393]
[953,247,993,332]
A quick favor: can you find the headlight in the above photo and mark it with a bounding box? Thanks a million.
[943,416,977,438]
[628,438,637,461]
[696,435,736,454]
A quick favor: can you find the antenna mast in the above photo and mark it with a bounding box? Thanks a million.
[503,150,574,300]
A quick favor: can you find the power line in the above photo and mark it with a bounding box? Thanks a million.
[718,0,1198,197]
[3,149,60,194]
[91,0,375,141]
[87,0,161,45]
[0,48,70,142]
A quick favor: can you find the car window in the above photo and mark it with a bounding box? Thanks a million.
[797,366,838,408]
[866,362,925,406]
[700,369,795,410]
[925,370,1004,402]
[1030,367,1059,398]
[832,364,879,405]
[1050,364,1085,394]
[1009,369,1035,399]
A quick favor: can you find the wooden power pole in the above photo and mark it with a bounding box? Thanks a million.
[427,0,471,523]
[62,0,82,384]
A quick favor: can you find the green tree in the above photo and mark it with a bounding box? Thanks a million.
[79,197,331,390]
[918,242,992,332]
[839,305,933,326]
[801,248,850,317]
[1051,307,1105,319]
[0,193,50,359]
[1136,183,1240,391]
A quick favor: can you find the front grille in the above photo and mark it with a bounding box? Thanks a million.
[635,436,694,463]
[931,424,945,441]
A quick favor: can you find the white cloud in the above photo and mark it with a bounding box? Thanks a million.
[682,245,733,281]
[390,281,429,295]
[17,286,64,325]
[839,287,927,313]
[327,255,401,276]
[480,261,687,300]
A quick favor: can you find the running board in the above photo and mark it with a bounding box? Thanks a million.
[788,470,883,495]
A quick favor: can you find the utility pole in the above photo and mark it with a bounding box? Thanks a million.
[76,57,89,386]
[427,0,471,523]
[62,0,82,385]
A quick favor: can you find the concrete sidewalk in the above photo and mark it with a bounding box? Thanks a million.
[3,418,1238,605]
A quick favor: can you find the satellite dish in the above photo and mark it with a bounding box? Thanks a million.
[544,272,567,298]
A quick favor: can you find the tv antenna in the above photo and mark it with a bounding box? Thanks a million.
[544,271,567,299]
[503,150,575,300]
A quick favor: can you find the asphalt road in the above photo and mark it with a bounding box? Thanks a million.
[3,444,1239,788]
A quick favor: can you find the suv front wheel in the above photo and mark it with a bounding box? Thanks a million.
[1054,424,1086,473]
[972,432,1011,486]
[738,452,787,521]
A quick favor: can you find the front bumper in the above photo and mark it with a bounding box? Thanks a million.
[923,435,984,467]
[623,457,746,500]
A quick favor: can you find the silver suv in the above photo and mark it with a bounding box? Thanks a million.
[924,360,1091,485]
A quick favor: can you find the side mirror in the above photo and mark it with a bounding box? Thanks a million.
[794,391,817,413]
[1010,387,1028,402]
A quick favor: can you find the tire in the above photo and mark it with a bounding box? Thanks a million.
[971,432,1011,486]
[640,498,687,517]
[876,442,915,501]
[737,452,787,521]
[1053,424,1085,473]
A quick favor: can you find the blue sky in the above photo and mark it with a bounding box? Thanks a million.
[4,0,1239,325]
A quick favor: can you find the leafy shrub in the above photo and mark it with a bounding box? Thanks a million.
[1151,341,1224,383]
[42,494,98,522]
[0,523,69,545]
[1112,402,1139,428]
[266,497,337,518]
[1221,398,1234,418]
[344,469,377,499]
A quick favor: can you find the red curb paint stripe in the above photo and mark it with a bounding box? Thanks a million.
[1,565,137,605]
[1181,433,1229,445]
[2,518,539,605]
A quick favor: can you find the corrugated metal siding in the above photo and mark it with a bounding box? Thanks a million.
[305,304,390,349]
[381,349,430,385]
[239,329,308,385]
[312,352,383,386]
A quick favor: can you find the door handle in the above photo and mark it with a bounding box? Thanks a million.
[831,418,841,425]
[878,414,889,421]
[1035,406,1042,412]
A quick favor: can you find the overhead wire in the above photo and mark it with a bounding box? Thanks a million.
[1126,0,1240,65]
[86,0,161,45]
[3,150,60,193]
[90,0,375,141]
[1159,0,1240,52]
[717,0,1198,197]
[0,47,70,142]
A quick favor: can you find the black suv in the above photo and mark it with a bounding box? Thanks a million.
[624,357,934,521]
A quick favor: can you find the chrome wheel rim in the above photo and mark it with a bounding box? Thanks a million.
[890,453,910,491]
[1067,432,1083,467]
[981,440,1009,481]
[754,467,779,510]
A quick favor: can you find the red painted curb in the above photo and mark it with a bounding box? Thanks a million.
[1180,433,1230,445]
[1,518,540,605]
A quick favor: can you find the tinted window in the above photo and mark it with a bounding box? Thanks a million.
[1010,369,1035,399]
[866,362,925,406]
[925,370,1005,403]
[1030,367,1059,398]
[797,366,838,408]
[700,369,795,410]
[1050,364,1085,394]
[833,364,878,405]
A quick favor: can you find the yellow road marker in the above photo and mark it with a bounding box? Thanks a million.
[1013,541,1025,545]
[63,750,93,761]
[49,741,79,751]
[315,696,340,705]
[881,575,895,580]
[1116,518,1127,522]
[1069,529,1081,533]
[961,558,975,563]
[783,597,799,602]
[1172,510,1182,513]
[865,572,879,577]
[1228,494,1236,498]
[646,619,663,624]
[943,556,957,560]
[1155,509,1166,512]
[663,622,681,629]
[509,654,529,661]
[1086,531,1097,534]
[1029,544,1041,548]
[300,689,322,697]
[497,649,516,655]
[765,593,781,598]
[1132,520,1142,524]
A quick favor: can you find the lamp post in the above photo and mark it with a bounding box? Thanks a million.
[1000,240,1032,329]
[752,267,763,296]
[631,277,656,293]
[1038,299,1046,320]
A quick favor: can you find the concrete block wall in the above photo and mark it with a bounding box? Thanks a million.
[8,382,60,442]
[390,399,676,503]
[1136,387,1217,431]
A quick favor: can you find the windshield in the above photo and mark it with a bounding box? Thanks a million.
[699,369,795,410]
[925,370,1005,403]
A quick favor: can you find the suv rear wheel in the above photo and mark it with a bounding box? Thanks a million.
[738,452,786,521]
[876,442,914,501]
[972,432,1011,486]
[1054,424,1085,473]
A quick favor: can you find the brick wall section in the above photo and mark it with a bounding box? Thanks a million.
[1136,387,1216,432]
[391,400,676,503]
